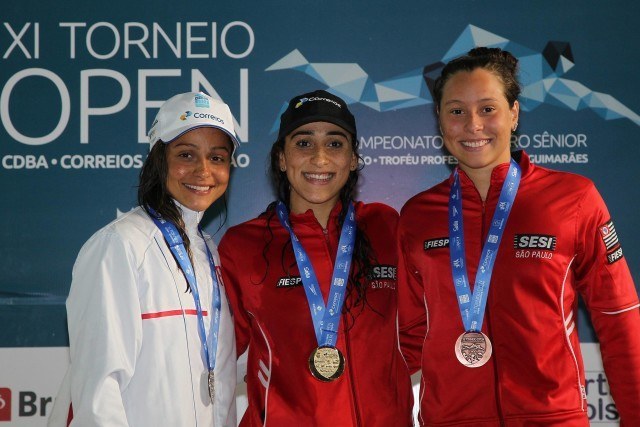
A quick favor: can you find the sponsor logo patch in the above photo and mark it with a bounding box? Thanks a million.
[0,388,11,421]
[276,276,302,288]
[513,234,557,250]
[368,265,397,280]
[607,247,624,264]
[295,96,342,109]
[424,237,449,251]
[195,94,210,108]
[368,264,397,290]
[599,219,624,264]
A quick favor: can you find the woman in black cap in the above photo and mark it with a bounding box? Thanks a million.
[219,90,413,426]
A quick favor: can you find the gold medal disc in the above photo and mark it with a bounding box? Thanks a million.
[309,346,345,382]
[454,331,492,368]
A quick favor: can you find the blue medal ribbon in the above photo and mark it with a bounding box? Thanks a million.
[449,159,521,332]
[149,209,221,374]
[276,202,356,347]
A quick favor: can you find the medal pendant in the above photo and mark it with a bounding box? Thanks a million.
[454,331,492,368]
[207,370,215,403]
[308,346,345,382]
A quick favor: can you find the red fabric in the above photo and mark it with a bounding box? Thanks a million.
[220,202,413,426]
[398,151,640,426]
[140,309,206,319]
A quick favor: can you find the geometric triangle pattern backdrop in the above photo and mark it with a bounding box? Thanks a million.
[267,24,640,132]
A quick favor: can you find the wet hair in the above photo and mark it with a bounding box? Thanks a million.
[138,141,194,291]
[261,128,380,322]
[432,47,521,108]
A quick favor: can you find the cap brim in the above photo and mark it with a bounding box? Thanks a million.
[278,116,356,141]
[163,124,240,150]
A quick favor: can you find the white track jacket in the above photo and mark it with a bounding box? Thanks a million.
[50,205,236,427]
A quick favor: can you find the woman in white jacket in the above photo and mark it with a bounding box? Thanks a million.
[49,92,238,427]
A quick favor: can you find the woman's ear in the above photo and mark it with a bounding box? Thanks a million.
[511,100,520,131]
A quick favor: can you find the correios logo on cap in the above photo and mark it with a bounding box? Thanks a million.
[181,110,225,123]
[295,96,341,109]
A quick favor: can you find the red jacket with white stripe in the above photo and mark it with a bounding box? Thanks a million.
[398,151,640,426]
[220,202,413,426]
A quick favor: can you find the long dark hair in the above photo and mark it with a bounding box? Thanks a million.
[138,142,194,291]
[263,130,379,324]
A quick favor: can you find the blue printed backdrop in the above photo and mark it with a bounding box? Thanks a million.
[1,1,639,347]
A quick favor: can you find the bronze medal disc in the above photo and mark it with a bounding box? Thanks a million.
[208,370,215,404]
[309,346,345,382]
[454,331,492,368]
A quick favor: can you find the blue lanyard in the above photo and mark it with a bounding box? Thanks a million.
[276,202,356,347]
[449,159,521,332]
[149,209,221,373]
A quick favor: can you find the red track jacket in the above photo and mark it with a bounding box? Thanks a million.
[398,151,640,426]
[220,202,413,426]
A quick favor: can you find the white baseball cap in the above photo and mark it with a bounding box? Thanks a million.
[147,92,240,151]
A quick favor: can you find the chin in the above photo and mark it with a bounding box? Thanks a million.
[181,199,213,212]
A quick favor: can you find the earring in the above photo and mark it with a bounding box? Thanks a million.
[512,122,518,132]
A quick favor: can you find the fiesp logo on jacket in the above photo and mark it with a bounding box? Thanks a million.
[276,276,302,288]
[0,388,11,421]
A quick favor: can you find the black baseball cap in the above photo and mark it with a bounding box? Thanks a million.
[277,90,356,141]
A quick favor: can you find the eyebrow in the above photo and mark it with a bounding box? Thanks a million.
[289,129,350,139]
[172,142,230,152]
[444,97,499,105]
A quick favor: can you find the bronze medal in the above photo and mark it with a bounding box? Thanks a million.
[454,331,492,368]
[309,346,345,382]
[208,370,215,403]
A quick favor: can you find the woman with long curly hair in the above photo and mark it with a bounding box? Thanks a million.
[219,90,413,426]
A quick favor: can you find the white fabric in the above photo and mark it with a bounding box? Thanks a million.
[49,205,236,427]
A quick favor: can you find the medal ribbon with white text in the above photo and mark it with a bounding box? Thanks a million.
[149,210,221,383]
[449,159,521,332]
[276,201,356,347]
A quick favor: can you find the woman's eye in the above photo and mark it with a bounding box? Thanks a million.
[328,140,344,148]
[211,155,227,163]
[295,139,311,147]
[482,106,496,113]
[178,152,192,158]
[450,108,463,115]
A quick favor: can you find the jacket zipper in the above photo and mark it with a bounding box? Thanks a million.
[482,193,505,426]
[324,223,362,426]
[344,319,362,426]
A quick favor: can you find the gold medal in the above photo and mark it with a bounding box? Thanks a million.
[208,370,215,403]
[454,331,492,368]
[309,346,345,381]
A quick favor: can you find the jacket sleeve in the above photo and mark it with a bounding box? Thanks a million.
[573,183,640,426]
[219,232,252,358]
[397,215,428,374]
[66,230,142,427]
